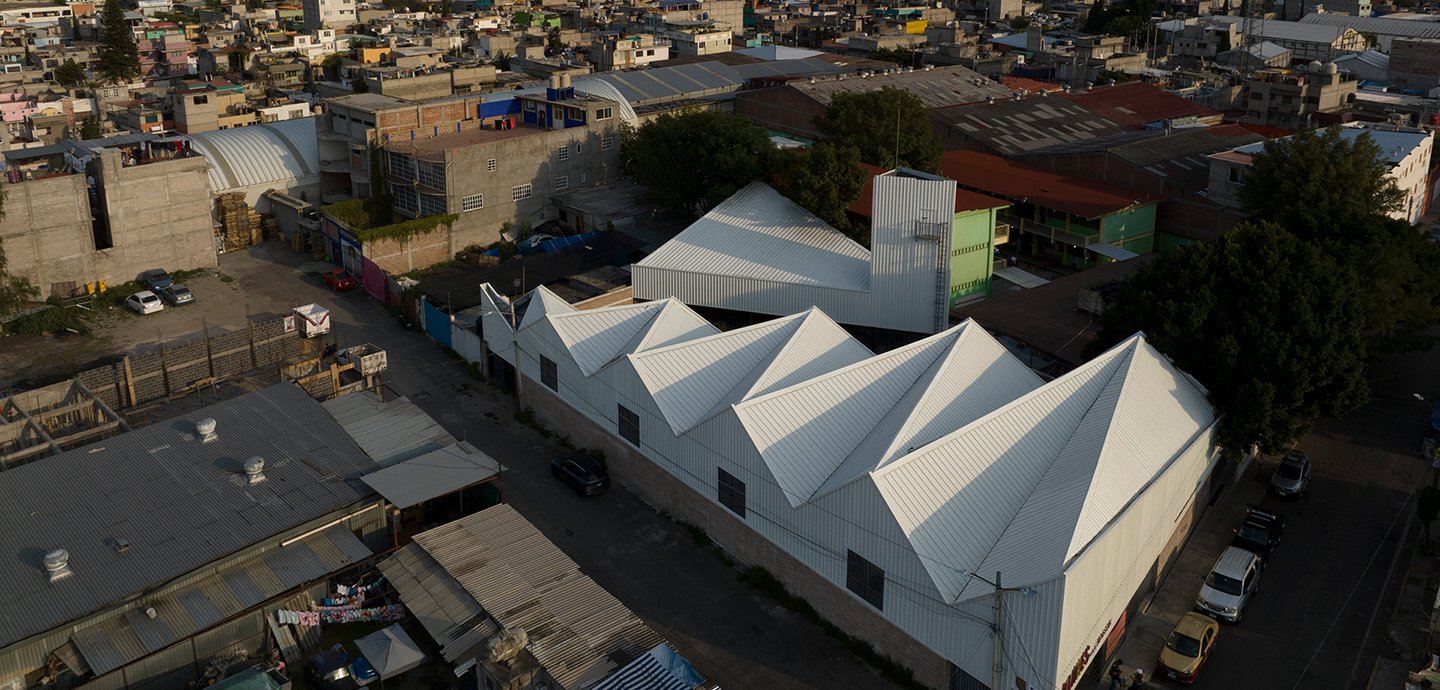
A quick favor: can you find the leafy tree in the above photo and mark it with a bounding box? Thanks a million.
[546,27,563,53]
[0,236,40,318]
[1238,126,1440,351]
[321,52,344,76]
[868,46,912,65]
[79,114,102,139]
[1082,221,1370,455]
[1008,16,1031,31]
[98,0,140,83]
[53,60,85,85]
[621,109,777,215]
[768,143,870,244]
[493,50,510,71]
[813,85,942,173]
[1085,0,1110,33]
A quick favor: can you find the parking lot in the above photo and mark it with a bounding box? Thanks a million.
[1,243,896,690]
[1103,344,1437,690]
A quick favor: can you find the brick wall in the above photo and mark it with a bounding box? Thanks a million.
[363,224,453,274]
[519,375,952,690]
[735,86,827,141]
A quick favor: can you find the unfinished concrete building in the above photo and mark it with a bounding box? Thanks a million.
[0,379,129,468]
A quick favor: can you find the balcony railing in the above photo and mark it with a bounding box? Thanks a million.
[998,213,1098,248]
[994,223,1010,245]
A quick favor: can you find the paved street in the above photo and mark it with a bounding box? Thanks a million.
[112,244,897,690]
[1105,342,1439,690]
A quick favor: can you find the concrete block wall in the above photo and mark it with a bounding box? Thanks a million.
[519,376,952,690]
[0,174,97,298]
[128,351,168,404]
[93,150,217,289]
[76,366,121,409]
[364,225,452,274]
[210,330,254,381]
[1389,38,1440,91]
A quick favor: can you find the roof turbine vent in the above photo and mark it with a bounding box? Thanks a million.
[43,549,73,582]
[196,418,218,443]
[243,456,266,484]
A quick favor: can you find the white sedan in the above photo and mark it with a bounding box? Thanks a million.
[126,290,164,315]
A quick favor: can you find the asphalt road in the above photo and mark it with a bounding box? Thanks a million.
[1169,344,1438,690]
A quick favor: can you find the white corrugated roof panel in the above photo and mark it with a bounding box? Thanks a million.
[186,117,318,193]
[622,300,720,355]
[548,302,666,376]
[519,285,576,330]
[635,182,872,291]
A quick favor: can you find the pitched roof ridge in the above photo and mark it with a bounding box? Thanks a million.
[629,311,805,362]
[875,321,978,466]
[690,314,815,429]
[741,307,832,400]
[547,300,663,351]
[721,181,871,254]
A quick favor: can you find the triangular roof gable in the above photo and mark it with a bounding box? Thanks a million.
[868,340,1137,602]
[619,299,721,358]
[547,302,665,377]
[518,284,576,330]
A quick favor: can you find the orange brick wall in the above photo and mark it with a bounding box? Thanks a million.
[361,224,452,275]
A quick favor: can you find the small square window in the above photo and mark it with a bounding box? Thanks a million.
[618,404,639,445]
[462,194,483,211]
[602,136,613,151]
[557,145,568,161]
[540,355,557,391]
[718,467,746,517]
[555,176,569,190]
[487,158,496,172]
[846,550,885,611]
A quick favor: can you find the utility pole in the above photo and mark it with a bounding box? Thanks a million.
[954,569,1038,690]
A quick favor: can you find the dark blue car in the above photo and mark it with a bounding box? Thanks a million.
[551,453,610,497]
[141,269,173,292]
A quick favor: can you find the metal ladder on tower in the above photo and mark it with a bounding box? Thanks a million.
[913,217,949,334]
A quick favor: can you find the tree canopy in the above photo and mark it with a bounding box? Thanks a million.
[769,142,870,244]
[0,236,39,317]
[53,60,85,86]
[1239,126,1440,352]
[813,86,943,173]
[1083,221,1370,455]
[98,0,140,83]
[79,114,102,139]
[621,109,778,215]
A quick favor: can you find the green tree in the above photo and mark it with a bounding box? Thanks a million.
[813,85,943,173]
[546,27,563,53]
[868,46,911,65]
[1238,126,1440,351]
[621,109,777,215]
[769,143,870,244]
[1008,16,1031,31]
[98,0,140,83]
[79,114,102,139]
[53,60,85,85]
[0,236,39,318]
[493,50,510,71]
[321,52,344,76]
[1082,221,1370,455]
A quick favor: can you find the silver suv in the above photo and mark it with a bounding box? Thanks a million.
[1270,450,1311,498]
[1196,546,1262,623]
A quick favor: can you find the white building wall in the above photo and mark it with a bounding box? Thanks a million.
[1057,422,1221,690]
[1390,133,1432,223]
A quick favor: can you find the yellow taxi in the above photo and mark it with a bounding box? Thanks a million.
[1157,612,1219,684]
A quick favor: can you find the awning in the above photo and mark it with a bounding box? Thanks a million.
[354,624,427,680]
[993,267,1051,289]
[360,443,501,509]
[1086,242,1141,261]
[588,644,704,690]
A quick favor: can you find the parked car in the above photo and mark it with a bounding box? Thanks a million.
[1196,546,1262,623]
[160,284,194,306]
[1231,507,1284,567]
[141,268,173,292]
[1157,612,1219,684]
[125,291,164,315]
[305,650,358,690]
[1270,450,1311,498]
[550,453,610,497]
[324,269,356,291]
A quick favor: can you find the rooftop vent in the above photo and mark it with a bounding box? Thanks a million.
[243,456,266,484]
[43,549,73,582]
[113,538,130,553]
[196,418,218,443]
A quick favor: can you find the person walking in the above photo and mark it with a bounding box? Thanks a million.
[1108,660,1124,690]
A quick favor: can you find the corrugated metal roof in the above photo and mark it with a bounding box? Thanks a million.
[1301,12,1440,48]
[870,334,1215,603]
[732,45,822,60]
[323,390,458,466]
[933,97,1128,155]
[519,285,577,330]
[73,527,371,675]
[941,150,1164,219]
[361,442,501,509]
[374,543,493,663]
[543,299,720,377]
[0,384,380,649]
[387,505,664,687]
[634,182,872,291]
[1060,82,1221,129]
[186,117,318,193]
[631,309,874,436]
[591,61,744,106]
[1334,49,1389,70]
[1208,15,1357,43]
[790,66,1011,109]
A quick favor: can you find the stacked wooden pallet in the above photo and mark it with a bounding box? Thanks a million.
[217,193,261,252]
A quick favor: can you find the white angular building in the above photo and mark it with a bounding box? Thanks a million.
[456,287,1223,690]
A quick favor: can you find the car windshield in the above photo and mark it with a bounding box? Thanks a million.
[334,271,350,280]
[1165,631,1202,658]
[1206,571,1243,595]
[1276,464,1303,480]
[584,474,600,481]
[1238,524,1269,544]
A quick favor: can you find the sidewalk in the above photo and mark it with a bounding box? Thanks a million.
[1092,458,1269,689]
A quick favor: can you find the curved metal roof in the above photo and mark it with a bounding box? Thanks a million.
[186,117,319,193]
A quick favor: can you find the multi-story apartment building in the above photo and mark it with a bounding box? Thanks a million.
[664,20,732,56]
[302,0,354,31]
[591,32,671,71]
[1240,61,1357,130]
[380,78,624,250]
[642,0,743,35]
[135,20,194,84]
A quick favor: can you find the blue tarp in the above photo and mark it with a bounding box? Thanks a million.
[423,300,452,348]
[538,232,600,254]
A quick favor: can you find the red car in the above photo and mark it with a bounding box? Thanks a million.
[323,269,356,291]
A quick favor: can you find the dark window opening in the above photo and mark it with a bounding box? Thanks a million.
[618,404,639,445]
[540,355,557,391]
[846,549,884,610]
[718,467,746,517]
